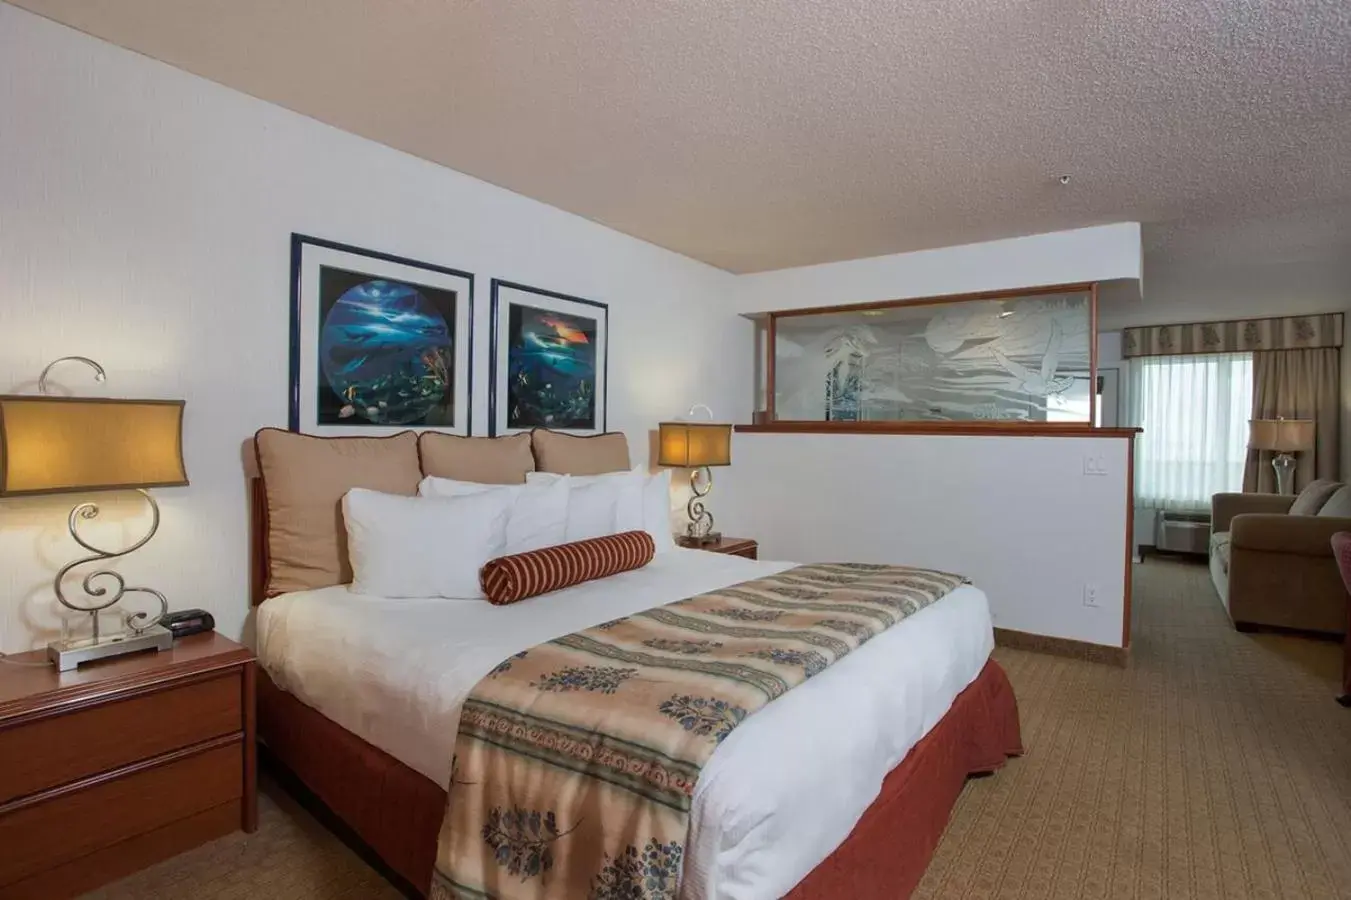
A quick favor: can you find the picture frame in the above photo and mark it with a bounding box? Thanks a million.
[289,234,473,436]
[489,279,609,436]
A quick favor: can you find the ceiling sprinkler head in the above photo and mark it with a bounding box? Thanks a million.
[1058,174,1072,186]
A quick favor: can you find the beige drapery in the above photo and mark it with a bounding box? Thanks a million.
[1243,348,1341,493]
[1123,313,1343,357]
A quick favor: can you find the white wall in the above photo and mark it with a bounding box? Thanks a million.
[722,434,1132,648]
[735,222,1143,315]
[0,6,746,652]
[717,225,1144,648]
[1098,258,1351,333]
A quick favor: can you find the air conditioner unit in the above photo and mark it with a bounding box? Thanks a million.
[1154,511,1211,556]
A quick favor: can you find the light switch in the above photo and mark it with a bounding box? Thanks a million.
[1083,455,1107,476]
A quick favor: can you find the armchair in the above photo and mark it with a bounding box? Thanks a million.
[1209,480,1351,634]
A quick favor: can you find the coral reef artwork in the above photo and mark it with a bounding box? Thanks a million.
[776,292,1093,423]
[506,303,598,430]
[316,266,458,427]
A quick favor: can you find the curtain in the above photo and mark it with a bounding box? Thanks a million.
[1123,313,1343,357]
[1128,352,1253,511]
[1243,348,1341,493]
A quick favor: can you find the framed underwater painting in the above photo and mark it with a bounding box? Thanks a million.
[289,234,473,436]
[489,280,608,436]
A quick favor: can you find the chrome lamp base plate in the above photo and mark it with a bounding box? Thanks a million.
[48,623,173,672]
[678,531,723,548]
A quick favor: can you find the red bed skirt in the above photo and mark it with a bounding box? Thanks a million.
[259,657,1021,898]
[785,657,1022,899]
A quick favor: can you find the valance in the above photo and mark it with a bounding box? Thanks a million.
[1122,313,1342,358]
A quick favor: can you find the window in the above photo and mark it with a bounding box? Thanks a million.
[765,284,1096,425]
[1128,352,1253,511]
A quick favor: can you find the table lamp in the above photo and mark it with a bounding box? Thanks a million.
[0,357,188,670]
[658,405,732,547]
[1248,417,1314,496]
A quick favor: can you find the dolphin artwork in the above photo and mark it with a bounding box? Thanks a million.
[319,278,454,426]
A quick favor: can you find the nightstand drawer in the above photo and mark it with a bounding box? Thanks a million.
[0,671,241,804]
[0,742,241,888]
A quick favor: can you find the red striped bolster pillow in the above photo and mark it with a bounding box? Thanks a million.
[480,531,656,605]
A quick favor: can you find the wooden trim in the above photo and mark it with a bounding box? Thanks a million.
[251,477,269,606]
[763,280,1097,320]
[1089,282,1099,427]
[735,422,1142,438]
[0,648,254,724]
[993,628,1127,667]
[241,660,258,833]
[1123,435,1136,648]
[765,313,777,421]
[0,731,241,816]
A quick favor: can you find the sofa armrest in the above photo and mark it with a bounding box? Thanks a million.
[1231,514,1351,557]
[1211,493,1295,533]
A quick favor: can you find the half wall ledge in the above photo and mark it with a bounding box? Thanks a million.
[734,424,1143,438]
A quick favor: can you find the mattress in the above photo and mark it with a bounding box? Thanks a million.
[256,549,994,900]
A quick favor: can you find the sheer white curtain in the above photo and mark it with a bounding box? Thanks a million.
[1127,352,1253,512]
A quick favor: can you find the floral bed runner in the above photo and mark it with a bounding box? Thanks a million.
[430,562,967,900]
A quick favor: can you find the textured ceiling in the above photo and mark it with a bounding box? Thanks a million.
[12,0,1351,273]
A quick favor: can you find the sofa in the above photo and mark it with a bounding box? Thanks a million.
[1209,479,1351,634]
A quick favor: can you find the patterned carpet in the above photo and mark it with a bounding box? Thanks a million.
[83,559,1351,900]
[916,558,1351,900]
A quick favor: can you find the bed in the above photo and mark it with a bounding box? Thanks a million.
[248,431,1021,899]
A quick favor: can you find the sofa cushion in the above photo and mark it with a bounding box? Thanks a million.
[1317,485,1351,519]
[1289,479,1343,516]
[1210,531,1231,573]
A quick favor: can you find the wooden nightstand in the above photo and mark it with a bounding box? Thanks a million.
[0,633,256,899]
[681,536,758,559]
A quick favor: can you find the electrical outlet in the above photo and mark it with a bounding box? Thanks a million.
[1083,455,1107,476]
[1083,583,1100,607]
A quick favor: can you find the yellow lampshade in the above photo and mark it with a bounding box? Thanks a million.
[658,421,732,468]
[1248,418,1315,453]
[0,396,188,496]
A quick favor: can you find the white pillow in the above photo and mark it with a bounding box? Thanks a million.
[418,475,570,555]
[343,488,510,599]
[528,468,674,552]
[563,480,623,543]
[640,469,677,554]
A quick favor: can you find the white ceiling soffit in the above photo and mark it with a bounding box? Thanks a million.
[12,0,1351,274]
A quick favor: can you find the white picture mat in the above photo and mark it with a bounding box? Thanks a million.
[295,242,472,436]
[492,282,608,435]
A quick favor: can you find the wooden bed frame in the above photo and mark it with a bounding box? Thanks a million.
[249,480,1023,898]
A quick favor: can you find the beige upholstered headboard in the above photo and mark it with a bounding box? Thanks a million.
[248,428,631,606]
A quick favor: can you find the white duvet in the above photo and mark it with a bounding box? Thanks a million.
[256,549,993,900]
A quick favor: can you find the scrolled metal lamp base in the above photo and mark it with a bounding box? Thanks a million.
[679,466,722,547]
[47,489,173,672]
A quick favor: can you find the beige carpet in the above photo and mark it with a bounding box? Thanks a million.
[84,559,1351,899]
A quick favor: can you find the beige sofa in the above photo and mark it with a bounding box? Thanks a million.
[1209,479,1351,635]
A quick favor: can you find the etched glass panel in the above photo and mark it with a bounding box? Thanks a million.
[772,289,1093,423]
